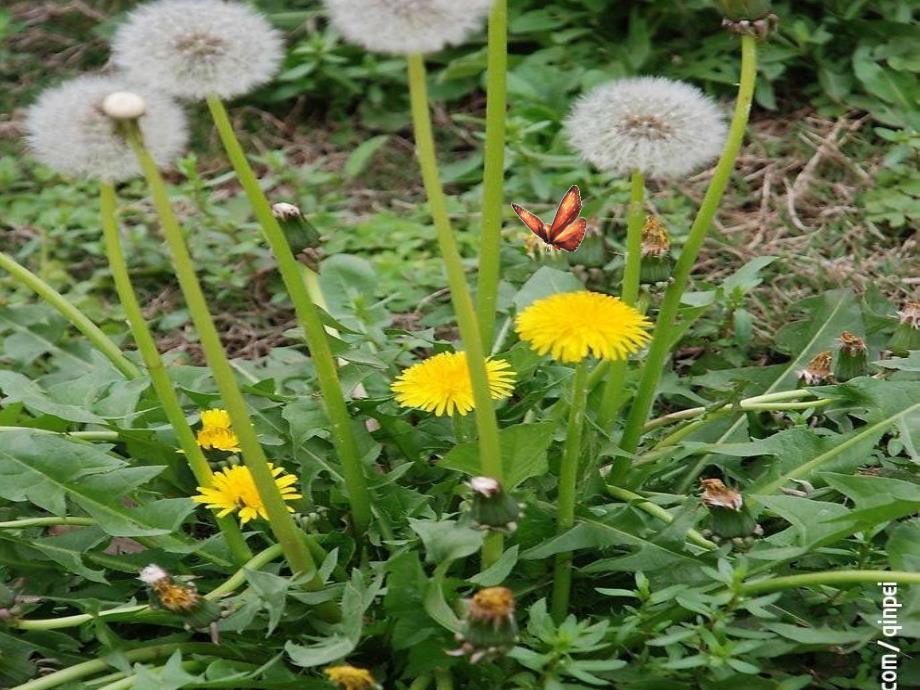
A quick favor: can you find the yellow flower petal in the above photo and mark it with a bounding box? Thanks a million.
[190,463,301,527]
[515,291,651,363]
[391,351,516,417]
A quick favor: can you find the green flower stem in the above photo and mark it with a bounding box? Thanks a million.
[95,662,204,690]
[205,95,372,538]
[0,427,119,441]
[474,0,509,349]
[0,516,95,529]
[596,171,645,433]
[605,486,717,550]
[10,643,235,690]
[100,182,251,565]
[0,252,140,379]
[617,35,758,464]
[643,390,824,432]
[407,54,504,567]
[122,123,318,583]
[434,669,455,690]
[13,544,284,632]
[409,675,433,690]
[740,570,920,595]
[551,361,589,622]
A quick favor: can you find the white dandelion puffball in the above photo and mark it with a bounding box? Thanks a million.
[25,76,188,182]
[565,77,728,179]
[111,0,284,100]
[324,0,495,55]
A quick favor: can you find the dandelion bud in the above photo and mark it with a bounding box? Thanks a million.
[700,478,757,539]
[639,216,673,284]
[717,1,778,39]
[25,76,187,181]
[797,350,834,386]
[467,476,520,533]
[139,564,220,629]
[324,665,380,690]
[323,0,495,55]
[889,302,920,356]
[834,331,868,381]
[716,0,772,20]
[272,202,323,270]
[112,0,284,100]
[102,91,146,120]
[448,587,518,663]
[565,77,727,179]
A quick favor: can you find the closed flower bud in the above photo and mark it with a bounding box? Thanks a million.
[700,478,757,539]
[448,587,518,663]
[639,215,673,284]
[467,476,520,533]
[272,202,323,269]
[834,331,868,381]
[717,1,778,39]
[797,350,833,386]
[716,0,772,20]
[889,302,920,356]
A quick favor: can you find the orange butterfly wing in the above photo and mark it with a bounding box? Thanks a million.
[550,218,587,252]
[511,203,550,244]
[547,186,582,241]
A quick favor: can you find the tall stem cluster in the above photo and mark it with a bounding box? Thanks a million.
[615,35,759,469]
[123,122,319,582]
[406,54,504,566]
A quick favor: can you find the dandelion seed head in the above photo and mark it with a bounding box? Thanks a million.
[112,0,284,100]
[25,76,187,181]
[324,0,494,55]
[565,77,727,178]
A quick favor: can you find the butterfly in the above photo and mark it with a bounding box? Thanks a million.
[511,185,587,252]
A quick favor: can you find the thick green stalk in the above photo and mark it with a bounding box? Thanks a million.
[0,517,94,530]
[13,544,284,632]
[551,361,589,622]
[474,0,509,349]
[605,486,717,550]
[11,644,231,690]
[617,35,758,464]
[122,123,318,582]
[596,171,645,432]
[406,54,504,567]
[0,252,140,379]
[100,183,251,564]
[205,95,372,537]
[741,570,920,595]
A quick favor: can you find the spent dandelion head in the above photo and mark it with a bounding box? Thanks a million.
[797,350,833,386]
[196,408,241,452]
[25,76,187,181]
[323,0,495,55]
[515,291,651,363]
[111,0,284,100]
[324,665,379,690]
[565,76,727,179]
[391,351,515,416]
[192,463,301,525]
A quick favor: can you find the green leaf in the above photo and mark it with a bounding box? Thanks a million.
[470,545,519,586]
[440,422,554,488]
[0,429,192,537]
[409,518,483,564]
[512,267,583,310]
[766,623,872,645]
[343,135,389,179]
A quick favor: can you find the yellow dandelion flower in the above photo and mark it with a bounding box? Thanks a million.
[324,665,378,690]
[196,408,241,452]
[192,464,301,525]
[515,291,651,363]
[391,351,515,417]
